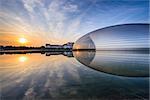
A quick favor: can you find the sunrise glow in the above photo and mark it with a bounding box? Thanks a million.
[19,38,27,44]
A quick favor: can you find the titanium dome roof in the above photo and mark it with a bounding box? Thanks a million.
[73,24,149,50]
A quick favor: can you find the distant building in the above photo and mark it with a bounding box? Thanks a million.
[45,44,51,48]
[0,46,4,50]
[63,42,74,49]
[45,42,74,50]
[45,44,63,49]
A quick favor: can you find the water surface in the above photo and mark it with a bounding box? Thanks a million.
[0,51,149,100]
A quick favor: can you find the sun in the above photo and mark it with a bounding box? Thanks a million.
[19,38,27,44]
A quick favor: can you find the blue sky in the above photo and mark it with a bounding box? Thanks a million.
[0,0,149,46]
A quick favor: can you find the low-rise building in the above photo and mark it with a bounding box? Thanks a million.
[45,44,63,49]
[45,42,74,49]
[63,42,74,49]
[0,46,4,50]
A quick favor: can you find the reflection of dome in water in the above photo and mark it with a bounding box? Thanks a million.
[73,51,95,65]
[73,51,149,77]
[73,24,149,50]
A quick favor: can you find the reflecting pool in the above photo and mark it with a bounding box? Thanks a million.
[73,50,149,77]
[0,51,149,100]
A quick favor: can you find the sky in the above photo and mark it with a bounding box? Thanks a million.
[0,0,149,46]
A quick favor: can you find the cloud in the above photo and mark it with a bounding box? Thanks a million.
[2,0,147,46]
[0,0,86,45]
[21,0,81,43]
[63,3,78,12]
[0,0,89,45]
[22,0,43,13]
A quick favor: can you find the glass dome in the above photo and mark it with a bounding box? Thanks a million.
[73,24,149,50]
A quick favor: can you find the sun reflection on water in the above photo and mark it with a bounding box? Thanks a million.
[19,56,28,62]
